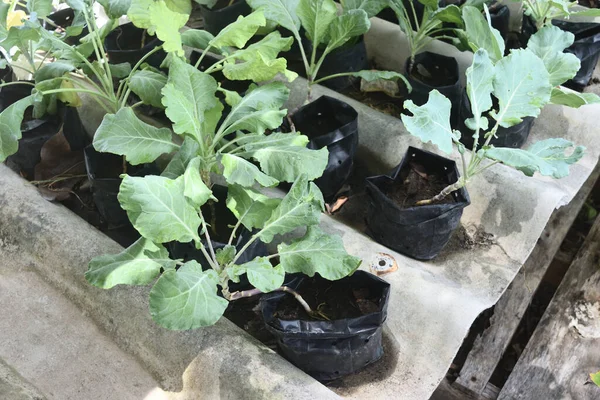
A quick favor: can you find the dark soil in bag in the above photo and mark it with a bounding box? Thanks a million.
[105,22,166,68]
[314,38,369,91]
[287,95,359,201]
[260,270,391,381]
[458,91,534,149]
[405,52,462,128]
[365,146,470,260]
[3,83,62,179]
[552,20,600,91]
[168,185,268,288]
[84,145,159,228]
[200,0,251,36]
[45,8,88,45]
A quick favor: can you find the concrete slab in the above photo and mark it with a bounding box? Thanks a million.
[0,358,45,400]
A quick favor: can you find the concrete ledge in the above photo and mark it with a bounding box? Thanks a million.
[0,165,339,400]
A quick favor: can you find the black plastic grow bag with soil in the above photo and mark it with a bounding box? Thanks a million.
[45,8,88,46]
[458,91,534,149]
[286,95,359,201]
[200,0,251,36]
[105,22,166,68]
[314,37,369,92]
[84,145,159,228]
[260,270,391,381]
[2,83,62,179]
[365,146,470,260]
[405,52,462,128]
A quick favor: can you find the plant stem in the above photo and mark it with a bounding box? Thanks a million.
[30,174,88,185]
[230,233,259,265]
[200,215,218,272]
[415,178,466,205]
[0,81,35,88]
[194,44,215,69]
[228,286,315,315]
[312,71,357,85]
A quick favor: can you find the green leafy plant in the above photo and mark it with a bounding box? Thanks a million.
[516,0,600,30]
[591,370,600,387]
[389,0,465,71]
[400,7,592,204]
[246,0,410,99]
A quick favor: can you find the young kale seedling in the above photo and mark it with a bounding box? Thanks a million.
[401,8,595,204]
[516,0,600,30]
[247,0,411,100]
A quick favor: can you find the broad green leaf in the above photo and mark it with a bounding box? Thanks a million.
[86,238,170,289]
[128,0,189,55]
[251,146,329,182]
[246,0,301,33]
[432,5,463,27]
[326,9,370,53]
[549,87,600,108]
[93,108,177,165]
[118,175,202,243]
[195,0,218,7]
[149,262,227,329]
[0,3,9,41]
[297,0,337,46]
[97,0,132,18]
[2,25,40,53]
[216,245,236,266]
[236,131,309,152]
[401,90,459,154]
[258,176,324,243]
[570,7,600,17]
[465,49,494,131]
[485,138,585,179]
[278,226,361,280]
[181,28,216,51]
[591,370,600,387]
[34,61,75,83]
[183,156,213,207]
[462,5,504,63]
[203,101,224,135]
[243,258,284,292]
[210,11,266,49]
[340,0,388,17]
[226,184,281,230]
[490,49,552,127]
[27,0,52,19]
[221,153,279,187]
[0,95,34,162]
[162,57,219,141]
[164,0,192,14]
[243,30,294,58]
[527,25,580,86]
[161,137,200,178]
[109,62,132,79]
[417,0,438,9]
[223,51,289,82]
[218,82,289,136]
[129,69,167,108]
[347,69,412,92]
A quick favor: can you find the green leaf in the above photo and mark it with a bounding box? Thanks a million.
[86,238,170,289]
[183,156,213,207]
[226,184,281,230]
[162,57,219,141]
[242,258,284,292]
[27,0,53,19]
[34,61,76,83]
[129,69,167,108]
[462,5,504,63]
[527,25,580,86]
[401,90,459,154]
[246,0,301,33]
[549,87,600,108]
[590,370,600,387]
[251,146,328,183]
[485,138,585,179]
[93,108,177,165]
[149,262,227,329]
[278,226,361,280]
[221,153,279,187]
[210,11,266,49]
[223,51,290,82]
[465,48,494,131]
[570,7,600,17]
[258,176,324,243]
[432,5,463,27]
[326,9,370,53]
[97,0,132,18]
[218,82,288,136]
[118,175,202,243]
[490,49,552,128]
[2,25,40,53]
[340,0,388,17]
[0,95,34,162]
[181,28,216,51]
[109,62,132,79]
[216,245,236,265]
[128,0,189,56]
[236,131,309,152]
[164,0,192,14]
[162,137,200,178]
[347,69,412,92]
[297,0,337,46]
[238,30,294,58]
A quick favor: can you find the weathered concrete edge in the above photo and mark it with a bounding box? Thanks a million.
[0,165,339,400]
